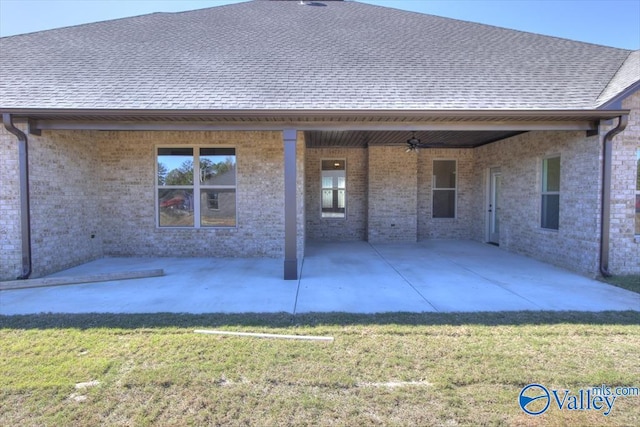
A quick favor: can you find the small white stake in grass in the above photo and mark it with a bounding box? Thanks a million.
[194,329,334,342]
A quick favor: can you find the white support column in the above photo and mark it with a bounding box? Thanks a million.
[283,129,298,280]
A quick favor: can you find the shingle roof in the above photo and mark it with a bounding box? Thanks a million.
[0,0,637,111]
[596,50,640,107]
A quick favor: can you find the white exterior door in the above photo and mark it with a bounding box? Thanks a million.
[488,168,502,244]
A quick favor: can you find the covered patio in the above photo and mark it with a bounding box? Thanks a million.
[1,241,637,315]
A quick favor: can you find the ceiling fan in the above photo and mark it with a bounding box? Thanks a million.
[405,132,448,152]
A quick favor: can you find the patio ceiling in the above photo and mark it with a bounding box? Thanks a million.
[3,108,628,148]
[304,130,525,148]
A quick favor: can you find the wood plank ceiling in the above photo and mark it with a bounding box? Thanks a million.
[304,130,524,148]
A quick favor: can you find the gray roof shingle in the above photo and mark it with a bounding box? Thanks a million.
[0,0,637,111]
[596,50,640,107]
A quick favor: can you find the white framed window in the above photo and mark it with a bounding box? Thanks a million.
[541,156,560,230]
[156,147,236,228]
[635,149,640,235]
[433,160,457,218]
[321,159,346,218]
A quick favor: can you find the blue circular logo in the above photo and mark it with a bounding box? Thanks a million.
[519,384,551,415]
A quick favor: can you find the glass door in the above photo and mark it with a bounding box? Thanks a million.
[488,168,501,244]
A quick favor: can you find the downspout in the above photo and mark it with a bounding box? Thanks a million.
[2,113,32,279]
[599,115,628,277]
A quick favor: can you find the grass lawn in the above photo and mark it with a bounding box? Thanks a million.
[1,311,639,426]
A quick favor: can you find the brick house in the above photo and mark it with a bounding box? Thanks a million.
[1,0,638,281]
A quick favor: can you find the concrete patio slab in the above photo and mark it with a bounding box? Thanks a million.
[0,257,298,315]
[294,241,437,313]
[371,241,638,312]
[372,245,540,312]
[0,241,638,315]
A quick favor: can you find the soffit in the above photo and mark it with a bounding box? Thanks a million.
[5,108,625,124]
[4,108,626,148]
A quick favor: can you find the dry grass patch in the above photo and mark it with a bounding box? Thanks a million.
[1,311,639,426]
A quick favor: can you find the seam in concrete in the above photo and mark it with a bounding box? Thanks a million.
[292,257,305,314]
[368,243,439,312]
[433,247,544,309]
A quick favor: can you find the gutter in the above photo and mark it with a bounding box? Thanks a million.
[599,115,628,277]
[3,107,627,134]
[2,113,32,279]
[0,107,630,120]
